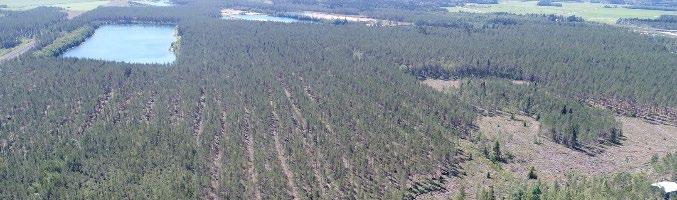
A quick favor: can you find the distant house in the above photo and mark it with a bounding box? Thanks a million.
[652,181,677,200]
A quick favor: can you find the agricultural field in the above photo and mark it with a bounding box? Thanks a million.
[0,0,172,12]
[446,1,677,24]
[0,0,110,12]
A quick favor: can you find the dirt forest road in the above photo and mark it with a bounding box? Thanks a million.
[0,39,36,64]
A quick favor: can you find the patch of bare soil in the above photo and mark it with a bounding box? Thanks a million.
[207,105,227,200]
[221,8,248,16]
[66,11,85,19]
[478,114,677,182]
[417,142,512,200]
[142,91,156,124]
[192,88,206,144]
[111,90,135,125]
[77,80,114,136]
[242,106,262,200]
[107,0,130,7]
[300,11,411,26]
[511,80,531,85]
[421,79,460,92]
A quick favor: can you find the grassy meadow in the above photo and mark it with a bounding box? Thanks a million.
[446,1,677,24]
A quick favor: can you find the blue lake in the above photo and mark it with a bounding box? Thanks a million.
[62,25,177,64]
[224,14,300,23]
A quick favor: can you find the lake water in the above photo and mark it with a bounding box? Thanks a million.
[224,14,300,23]
[62,25,176,64]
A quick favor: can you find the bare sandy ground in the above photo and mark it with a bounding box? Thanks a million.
[418,114,676,199]
[511,80,531,85]
[220,8,249,16]
[479,114,676,182]
[421,79,529,92]
[220,8,410,26]
[106,0,129,7]
[301,11,411,26]
[421,79,460,91]
[301,11,378,23]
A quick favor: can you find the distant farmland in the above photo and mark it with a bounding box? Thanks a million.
[0,0,110,11]
[446,1,677,24]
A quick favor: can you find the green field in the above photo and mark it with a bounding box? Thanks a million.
[446,1,677,24]
[0,0,110,11]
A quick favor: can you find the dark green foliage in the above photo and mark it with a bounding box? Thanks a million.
[618,15,677,29]
[537,0,563,7]
[530,183,541,200]
[547,14,585,22]
[621,0,677,9]
[0,7,66,48]
[624,5,677,11]
[492,141,502,163]
[528,167,537,179]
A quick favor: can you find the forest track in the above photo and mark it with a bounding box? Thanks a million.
[207,101,228,200]
[77,81,114,136]
[111,90,136,125]
[61,98,83,127]
[296,74,319,103]
[193,88,206,144]
[278,75,328,197]
[0,39,35,64]
[242,105,263,200]
[341,155,358,198]
[170,91,184,127]
[268,99,301,200]
[295,74,349,198]
[142,91,156,124]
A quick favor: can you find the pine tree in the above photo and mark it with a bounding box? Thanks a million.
[492,141,502,163]
[528,167,538,179]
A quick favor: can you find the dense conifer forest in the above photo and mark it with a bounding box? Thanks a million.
[618,14,677,29]
[0,0,675,199]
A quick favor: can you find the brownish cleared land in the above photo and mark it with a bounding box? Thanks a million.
[106,0,129,7]
[420,79,460,92]
[479,114,677,182]
[419,113,676,199]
